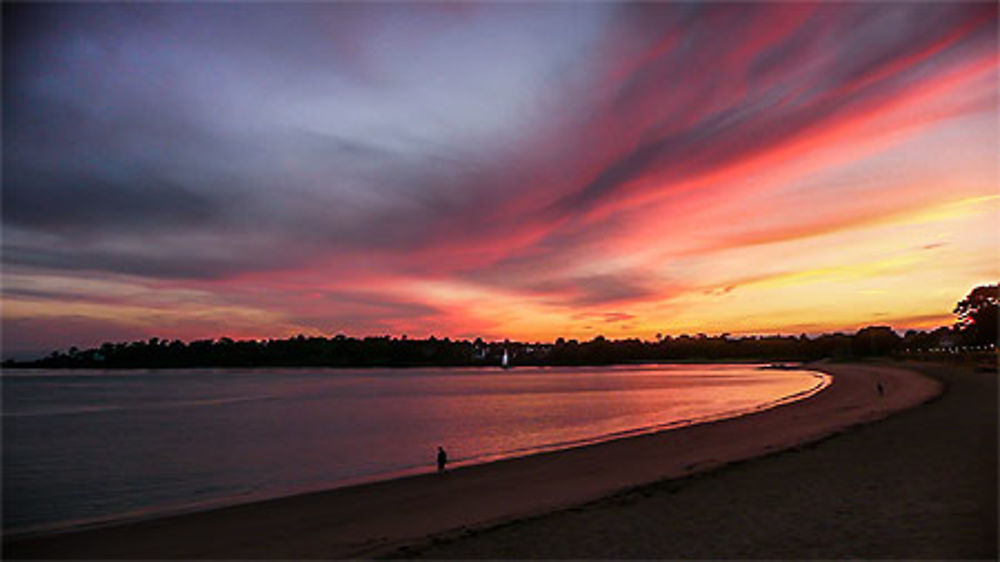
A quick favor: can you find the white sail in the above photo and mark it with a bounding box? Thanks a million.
[501,349,509,369]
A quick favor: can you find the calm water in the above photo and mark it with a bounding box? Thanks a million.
[2,364,828,534]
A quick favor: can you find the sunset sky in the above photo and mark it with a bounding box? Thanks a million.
[3,2,998,357]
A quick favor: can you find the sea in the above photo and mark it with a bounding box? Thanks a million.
[2,364,829,535]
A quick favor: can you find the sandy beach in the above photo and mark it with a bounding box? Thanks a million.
[406,361,996,559]
[7,361,984,559]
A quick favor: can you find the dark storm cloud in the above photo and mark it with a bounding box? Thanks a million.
[2,242,290,280]
[3,168,220,235]
[3,1,605,282]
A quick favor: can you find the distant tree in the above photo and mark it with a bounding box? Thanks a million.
[954,283,999,346]
[853,326,901,356]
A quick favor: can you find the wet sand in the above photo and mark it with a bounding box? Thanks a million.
[5,362,953,559]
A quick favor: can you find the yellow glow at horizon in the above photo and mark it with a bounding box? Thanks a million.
[629,201,999,337]
[406,192,1000,340]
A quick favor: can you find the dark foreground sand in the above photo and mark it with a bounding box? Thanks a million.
[6,361,987,559]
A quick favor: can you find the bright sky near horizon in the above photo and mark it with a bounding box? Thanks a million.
[3,2,998,357]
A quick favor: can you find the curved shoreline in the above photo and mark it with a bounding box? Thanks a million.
[407,361,995,559]
[4,362,942,559]
[4,365,829,539]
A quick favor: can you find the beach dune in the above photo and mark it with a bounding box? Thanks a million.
[5,363,945,559]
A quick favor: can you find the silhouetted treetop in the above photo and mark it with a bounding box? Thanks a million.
[954,283,999,346]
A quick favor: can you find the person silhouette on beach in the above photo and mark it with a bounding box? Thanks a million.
[437,446,448,474]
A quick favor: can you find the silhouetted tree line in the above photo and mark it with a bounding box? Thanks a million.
[2,325,991,369]
[5,284,996,369]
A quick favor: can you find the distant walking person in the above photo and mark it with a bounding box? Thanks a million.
[876,380,885,398]
[437,446,448,474]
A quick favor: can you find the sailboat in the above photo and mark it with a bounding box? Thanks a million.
[501,349,510,370]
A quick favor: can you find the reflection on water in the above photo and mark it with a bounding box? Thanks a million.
[2,364,827,534]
